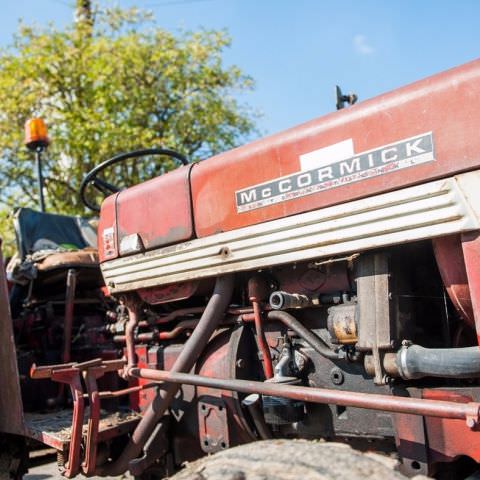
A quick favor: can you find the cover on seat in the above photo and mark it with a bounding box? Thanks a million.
[36,248,99,272]
[14,208,97,259]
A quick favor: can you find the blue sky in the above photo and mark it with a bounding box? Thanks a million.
[1,0,479,136]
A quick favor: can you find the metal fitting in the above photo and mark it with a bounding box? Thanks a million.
[269,291,317,310]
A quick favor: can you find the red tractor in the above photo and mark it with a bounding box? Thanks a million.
[2,59,480,479]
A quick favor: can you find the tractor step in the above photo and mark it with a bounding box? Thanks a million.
[24,408,140,451]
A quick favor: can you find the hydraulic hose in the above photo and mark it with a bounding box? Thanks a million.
[397,345,480,380]
[266,310,339,360]
[101,274,234,476]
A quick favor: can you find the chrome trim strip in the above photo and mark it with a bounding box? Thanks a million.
[101,171,480,293]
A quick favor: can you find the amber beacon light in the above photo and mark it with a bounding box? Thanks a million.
[24,117,49,212]
[25,118,49,151]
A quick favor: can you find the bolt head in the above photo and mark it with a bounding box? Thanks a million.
[330,367,344,385]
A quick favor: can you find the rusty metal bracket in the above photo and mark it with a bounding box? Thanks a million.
[128,422,168,476]
[198,397,229,453]
[394,411,430,477]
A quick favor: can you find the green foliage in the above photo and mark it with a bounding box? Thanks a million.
[0,4,257,250]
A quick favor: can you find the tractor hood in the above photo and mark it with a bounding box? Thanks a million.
[97,165,194,261]
[98,58,480,263]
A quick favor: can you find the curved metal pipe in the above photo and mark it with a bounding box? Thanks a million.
[114,319,200,344]
[122,295,141,378]
[138,307,205,327]
[137,307,254,328]
[101,274,234,476]
[248,276,274,379]
[252,301,274,378]
[114,318,238,344]
[266,310,339,360]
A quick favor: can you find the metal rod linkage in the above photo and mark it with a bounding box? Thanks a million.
[62,269,78,364]
[129,368,480,425]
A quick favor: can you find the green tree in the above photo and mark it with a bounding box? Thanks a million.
[0,3,257,226]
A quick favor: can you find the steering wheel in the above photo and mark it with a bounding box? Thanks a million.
[80,148,189,212]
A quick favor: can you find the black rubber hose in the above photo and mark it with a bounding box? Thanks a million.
[397,345,480,380]
[101,274,234,476]
[266,310,339,360]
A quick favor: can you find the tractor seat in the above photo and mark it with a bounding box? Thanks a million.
[14,208,97,260]
[36,247,99,272]
[9,208,101,294]
[34,247,101,291]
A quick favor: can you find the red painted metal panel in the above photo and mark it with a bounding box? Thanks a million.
[115,164,194,255]
[433,235,474,328]
[97,194,118,262]
[423,389,480,463]
[129,345,162,413]
[461,232,480,344]
[0,243,25,435]
[191,59,480,236]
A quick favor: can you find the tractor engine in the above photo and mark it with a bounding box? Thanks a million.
[102,239,476,477]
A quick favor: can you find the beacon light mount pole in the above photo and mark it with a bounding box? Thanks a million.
[25,118,50,212]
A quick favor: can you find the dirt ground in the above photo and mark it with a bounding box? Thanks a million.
[24,459,131,480]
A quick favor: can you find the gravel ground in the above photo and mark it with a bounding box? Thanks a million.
[24,460,131,480]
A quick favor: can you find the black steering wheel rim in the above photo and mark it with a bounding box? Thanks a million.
[80,148,188,212]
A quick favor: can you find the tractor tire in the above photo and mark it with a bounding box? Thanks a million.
[169,439,422,480]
